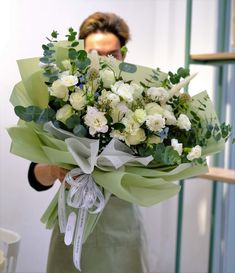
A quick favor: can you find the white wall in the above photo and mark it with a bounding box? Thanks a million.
[0,0,218,272]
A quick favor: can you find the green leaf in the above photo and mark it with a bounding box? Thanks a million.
[66,114,81,129]
[119,62,137,73]
[77,50,87,60]
[37,108,56,124]
[14,105,42,122]
[71,41,79,47]
[51,30,59,39]
[42,44,49,51]
[76,58,91,70]
[68,35,76,42]
[163,146,181,165]
[40,57,50,64]
[177,67,190,78]
[68,48,77,60]
[73,124,87,137]
[112,123,125,130]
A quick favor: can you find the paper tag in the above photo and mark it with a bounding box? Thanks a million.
[73,208,87,271]
[64,212,77,246]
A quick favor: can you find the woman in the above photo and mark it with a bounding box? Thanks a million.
[28,12,148,273]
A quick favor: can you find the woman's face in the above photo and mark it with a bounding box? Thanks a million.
[84,32,122,60]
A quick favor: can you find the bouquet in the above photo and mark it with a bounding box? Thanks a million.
[7,29,231,270]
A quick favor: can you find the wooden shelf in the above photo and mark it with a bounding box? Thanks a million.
[199,167,235,184]
[190,52,235,65]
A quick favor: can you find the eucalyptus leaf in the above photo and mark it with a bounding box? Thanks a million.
[37,108,56,124]
[119,62,137,73]
[14,105,42,122]
[73,124,87,137]
[66,114,81,129]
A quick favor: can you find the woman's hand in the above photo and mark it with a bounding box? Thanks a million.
[34,164,68,187]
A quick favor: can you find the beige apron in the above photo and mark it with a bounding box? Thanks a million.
[46,197,146,273]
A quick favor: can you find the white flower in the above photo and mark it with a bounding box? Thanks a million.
[146,87,169,104]
[187,145,202,161]
[146,114,165,132]
[84,106,108,136]
[100,69,116,88]
[69,90,86,110]
[147,135,161,144]
[177,114,191,131]
[60,75,78,87]
[163,110,177,125]
[171,139,183,155]
[133,109,147,124]
[110,130,126,141]
[56,104,74,124]
[125,128,146,146]
[110,102,129,123]
[111,81,134,102]
[107,93,120,107]
[131,82,144,99]
[145,102,164,115]
[122,113,140,134]
[49,79,68,100]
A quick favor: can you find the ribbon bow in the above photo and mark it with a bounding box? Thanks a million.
[58,168,105,271]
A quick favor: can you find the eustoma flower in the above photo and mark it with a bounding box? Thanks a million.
[84,107,108,136]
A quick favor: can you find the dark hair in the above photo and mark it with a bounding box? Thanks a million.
[79,12,130,47]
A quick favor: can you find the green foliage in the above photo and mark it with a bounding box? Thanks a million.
[66,114,81,129]
[112,123,125,130]
[73,124,87,137]
[168,67,190,84]
[14,106,55,124]
[51,30,59,39]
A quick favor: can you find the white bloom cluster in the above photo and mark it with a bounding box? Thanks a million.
[187,145,202,161]
[111,81,134,102]
[146,87,169,104]
[84,107,108,136]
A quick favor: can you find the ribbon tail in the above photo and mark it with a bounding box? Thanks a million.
[58,181,67,233]
[73,207,88,271]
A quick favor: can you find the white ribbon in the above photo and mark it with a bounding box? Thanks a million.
[58,168,105,271]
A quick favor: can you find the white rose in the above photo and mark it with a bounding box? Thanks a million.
[177,114,191,131]
[111,81,134,102]
[145,102,164,115]
[147,135,161,144]
[69,91,86,110]
[60,75,78,87]
[49,79,68,100]
[125,128,146,146]
[131,82,144,99]
[146,114,165,132]
[164,110,177,125]
[146,87,169,104]
[56,104,74,124]
[100,69,116,88]
[187,145,202,161]
[133,109,147,124]
[171,138,183,155]
[84,106,108,136]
